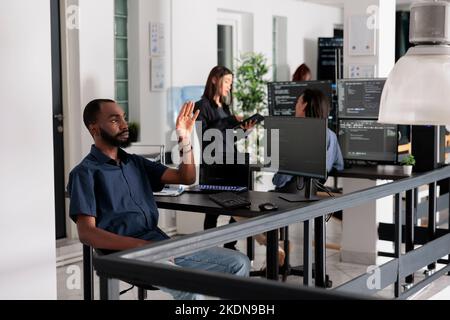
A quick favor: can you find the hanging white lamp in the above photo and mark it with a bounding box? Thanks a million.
[378,0,450,125]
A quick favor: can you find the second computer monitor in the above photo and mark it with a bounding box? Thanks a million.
[337,78,386,119]
[265,117,327,180]
[268,81,332,117]
[200,153,250,187]
[338,119,398,163]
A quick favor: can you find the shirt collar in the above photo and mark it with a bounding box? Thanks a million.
[90,145,130,165]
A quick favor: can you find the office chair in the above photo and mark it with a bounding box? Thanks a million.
[83,244,159,300]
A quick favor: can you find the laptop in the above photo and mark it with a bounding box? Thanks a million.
[186,153,250,193]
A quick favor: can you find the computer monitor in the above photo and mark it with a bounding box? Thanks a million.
[199,153,250,187]
[267,81,332,117]
[337,78,386,119]
[338,119,398,163]
[264,117,327,180]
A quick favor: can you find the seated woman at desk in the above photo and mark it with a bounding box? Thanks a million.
[273,88,344,192]
[233,89,344,268]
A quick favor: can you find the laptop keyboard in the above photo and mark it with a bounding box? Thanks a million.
[198,185,248,192]
[209,192,251,209]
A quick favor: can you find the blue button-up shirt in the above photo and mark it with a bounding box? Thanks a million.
[67,145,170,241]
[272,128,344,189]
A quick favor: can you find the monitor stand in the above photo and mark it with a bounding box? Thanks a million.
[278,178,320,202]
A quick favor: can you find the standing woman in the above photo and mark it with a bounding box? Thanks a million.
[195,66,241,154]
[194,66,254,250]
[292,63,312,82]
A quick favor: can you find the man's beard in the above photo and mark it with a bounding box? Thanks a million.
[100,128,131,148]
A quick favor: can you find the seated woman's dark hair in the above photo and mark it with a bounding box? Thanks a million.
[300,89,329,119]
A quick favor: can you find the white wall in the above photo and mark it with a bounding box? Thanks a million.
[343,0,395,78]
[0,0,57,299]
[172,0,342,85]
[64,0,115,170]
[128,0,172,146]
[377,0,396,77]
[78,0,115,156]
[172,0,218,87]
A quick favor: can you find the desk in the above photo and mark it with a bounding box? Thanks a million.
[331,165,412,265]
[331,165,412,180]
[156,190,328,286]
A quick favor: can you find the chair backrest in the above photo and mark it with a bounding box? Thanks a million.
[83,245,94,300]
[124,144,166,164]
[83,244,158,300]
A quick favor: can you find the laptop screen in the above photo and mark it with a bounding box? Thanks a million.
[199,153,250,187]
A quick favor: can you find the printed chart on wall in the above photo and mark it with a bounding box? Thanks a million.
[150,22,165,91]
[151,57,165,91]
[150,22,165,56]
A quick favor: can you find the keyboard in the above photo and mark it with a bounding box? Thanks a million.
[187,185,248,193]
[209,192,251,209]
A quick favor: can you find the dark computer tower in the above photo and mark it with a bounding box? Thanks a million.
[317,37,343,83]
[411,126,446,172]
[396,11,413,62]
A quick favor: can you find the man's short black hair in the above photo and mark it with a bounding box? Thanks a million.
[83,99,115,129]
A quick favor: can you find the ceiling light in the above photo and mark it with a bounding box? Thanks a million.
[378,0,450,125]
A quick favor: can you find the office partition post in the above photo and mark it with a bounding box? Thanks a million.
[394,193,402,298]
[303,220,313,286]
[448,178,450,276]
[314,216,327,288]
[428,182,437,271]
[266,229,279,280]
[405,189,415,284]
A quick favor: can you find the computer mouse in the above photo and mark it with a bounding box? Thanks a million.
[259,202,278,212]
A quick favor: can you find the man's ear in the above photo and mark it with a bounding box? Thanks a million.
[88,123,99,137]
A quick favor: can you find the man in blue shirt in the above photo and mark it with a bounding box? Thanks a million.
[68,99,250,300]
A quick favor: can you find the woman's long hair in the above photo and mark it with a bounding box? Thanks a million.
[300,89,329,119]
[292,63,311,82]
[202,66,233,106]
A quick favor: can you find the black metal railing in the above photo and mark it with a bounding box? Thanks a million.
[94,166,450,300]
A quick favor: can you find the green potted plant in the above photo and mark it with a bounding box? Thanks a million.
[233,52,270,167]
[234,52,269,116]
[400,154,415,175]
[128,122,139,143]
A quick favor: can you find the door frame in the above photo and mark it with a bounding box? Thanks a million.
[217,10,242,68]
[50,0,66,239]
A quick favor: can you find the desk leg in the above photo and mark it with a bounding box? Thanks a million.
[303,220,313,286]
[428,182,437,271]
[280,226,290,282]
[314,216,326,288]
[247,237,255,261]
[405,189,415,284]
[266,229,279,280]
[394,193,402,298]
[99,276,120,300]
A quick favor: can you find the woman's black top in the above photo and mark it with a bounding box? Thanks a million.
[194,97,240,153]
